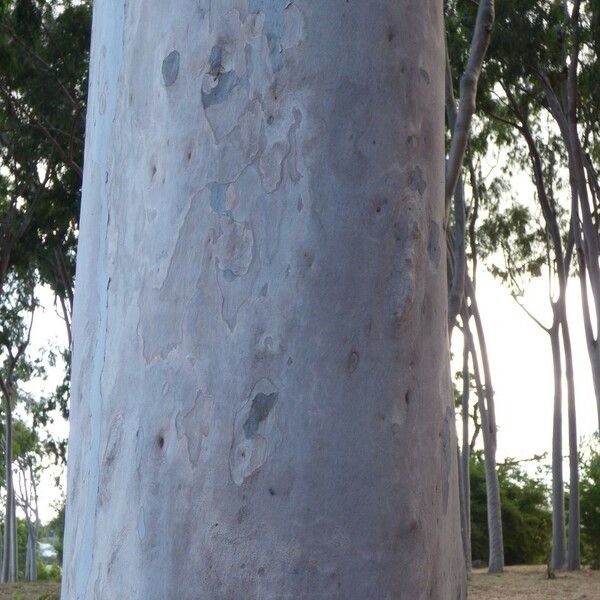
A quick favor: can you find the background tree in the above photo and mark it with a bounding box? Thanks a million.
[470,456,552,566]
[0,275,36,582]
[580,435,600,568]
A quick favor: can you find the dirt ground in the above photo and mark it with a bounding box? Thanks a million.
[469,565,600,599]
[0,569,597,599]
[0,581,59,600]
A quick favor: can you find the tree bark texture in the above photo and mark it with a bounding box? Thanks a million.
[61,1,465,598]
[550,317,566,570]
[2,395,16,583]
[465,317,504,574]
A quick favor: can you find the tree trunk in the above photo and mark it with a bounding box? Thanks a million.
[516,116,579,569]
[465,317,504,573]
[61,1,465,598]
[540,74,600,433]
[24,513,37,582]
[25,519,31,581]
[465,278,504,572]
[460,329,471,571]
[2,394,16,583]
[561,312,580,570]
[549,315,566,570]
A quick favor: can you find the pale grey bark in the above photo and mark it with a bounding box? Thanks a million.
[463,304,504,574]
[562,313,580,570]
[1,418,16,584]
[17,461,40,581]
[467,280,498,454]
[538,13,600,434]
[502,107,576,570]
[460,318,471,571]
[550,316,566,569]
[61,1,465,598]
[445,0,495,209]
[0,321,33,582]
[445,49,466,333]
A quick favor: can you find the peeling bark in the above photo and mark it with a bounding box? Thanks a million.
[61,2,465,598]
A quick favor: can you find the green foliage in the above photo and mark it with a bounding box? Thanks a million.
[0,0,90,315]
[37,561,61,582]
[581,435,600,568]
[470,458,552,564]
[477,203,548,290]
[16,518,28,580]
[43,498,64,563]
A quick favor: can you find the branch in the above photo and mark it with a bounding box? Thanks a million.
[510,292,551,333]
[445,39,466,334]
[445,0,495,210]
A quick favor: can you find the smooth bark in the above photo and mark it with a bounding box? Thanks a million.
[464,306,504,573]
[549,317,566,569]
[514,114,579,569]
[562,313,580,569]
[61,2,465,598]
[538,24,600,433]
[445,0,495,209]
[460,312,471,571]
[1,398,16,583]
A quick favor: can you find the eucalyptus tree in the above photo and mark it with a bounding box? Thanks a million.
[0,274,36,582]
[0,0,90,335]
[531,1,600,435]
[12,419,41,582]
[476,52,580,570]
[0,1,91,490]
[61,1,469,598]
[447,0,594,571]
[472,0,600,570]
[445,0,505,574]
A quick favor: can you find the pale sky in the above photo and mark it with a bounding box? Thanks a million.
[19,286,69,522]
[453,269,598,465]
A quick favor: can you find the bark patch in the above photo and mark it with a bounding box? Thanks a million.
[162,50,180,87]
[441,406,453,514]
[243,392,278,438]
[408,166,426,197]
[347,350,359,374]
[230,379,282,485]
[175,392,213,466]
[427,219,441,268]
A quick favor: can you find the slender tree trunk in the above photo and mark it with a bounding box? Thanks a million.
[540,72,600,433]
[30,464,39,582]
[515,116,580,569]
[465,279,504,572]
[12,492,16,581]
[461,318,471,571]
[465,314,504,573]
[61,2,465,598]
[549,314,566,569]
[26,520,37,582]
[2,393,16,583]
[560,311,580,570]
[25,518,31,581]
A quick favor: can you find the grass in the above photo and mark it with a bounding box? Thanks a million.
[469,564,600,599]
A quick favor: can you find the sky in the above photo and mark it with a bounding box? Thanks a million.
[453,268,598,465]
[19,287,69,523]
